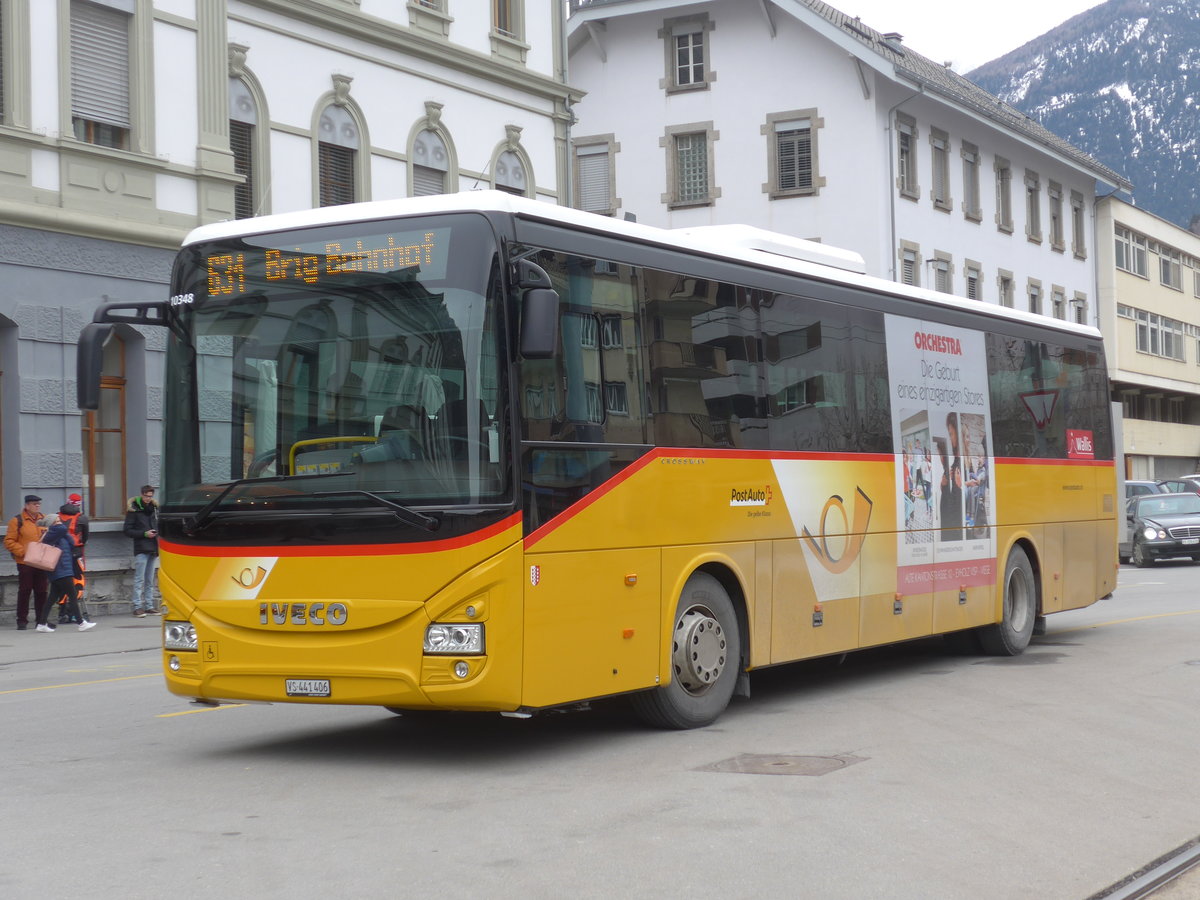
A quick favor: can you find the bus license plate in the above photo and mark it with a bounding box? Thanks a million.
[285,679,330,697]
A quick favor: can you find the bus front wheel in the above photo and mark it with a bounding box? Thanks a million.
[978,545,1037,656]
[631,572,740,729]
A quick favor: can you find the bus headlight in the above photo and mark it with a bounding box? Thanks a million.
[164,620,198,651]
[424,623,484,655]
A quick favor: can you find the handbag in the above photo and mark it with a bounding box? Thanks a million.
[23,540,62,572]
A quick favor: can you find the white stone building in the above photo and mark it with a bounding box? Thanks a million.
[566,0,1130,321]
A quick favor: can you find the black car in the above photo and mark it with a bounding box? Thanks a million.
[1125,493,1200,567]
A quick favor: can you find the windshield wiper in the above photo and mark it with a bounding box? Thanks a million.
[312,490,439,531]
[184,475,439,535]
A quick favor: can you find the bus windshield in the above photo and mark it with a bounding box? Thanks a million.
[160,213,508,518]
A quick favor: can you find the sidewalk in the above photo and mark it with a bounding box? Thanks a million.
[0,613,162,666]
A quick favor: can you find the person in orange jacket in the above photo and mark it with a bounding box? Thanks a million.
[4,495,49,631]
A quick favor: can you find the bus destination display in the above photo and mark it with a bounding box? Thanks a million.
[205,228,447,298]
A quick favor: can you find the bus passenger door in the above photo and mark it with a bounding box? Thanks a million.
[522,548,661,709]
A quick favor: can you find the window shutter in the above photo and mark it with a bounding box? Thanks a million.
[71,1,131,128]
[230,120,255,219]
[577,146,610,212]
[319,143,355,207]
[412,165,445,197]
[776,122,812,191]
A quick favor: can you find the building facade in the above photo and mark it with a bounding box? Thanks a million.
[566,0,1130,323]
[0,0,577,613]
[1097,196,1200,479]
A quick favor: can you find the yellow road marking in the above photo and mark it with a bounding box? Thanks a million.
[157,704,246,717]
[0,673,158,694]
[1054,609,1200,634]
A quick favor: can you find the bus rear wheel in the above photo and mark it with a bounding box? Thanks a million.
[630,572,740,729]
[978,545,1037,656]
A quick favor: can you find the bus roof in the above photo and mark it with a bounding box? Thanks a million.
[183,191,1102,341]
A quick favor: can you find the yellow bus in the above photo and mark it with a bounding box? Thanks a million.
[78,192,1117,728]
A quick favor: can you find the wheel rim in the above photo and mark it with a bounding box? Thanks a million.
[1133,542,1144,565]
[1005,563,1033,634]
[672,605,727,696]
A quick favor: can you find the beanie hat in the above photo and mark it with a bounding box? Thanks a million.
[60,504,81,516]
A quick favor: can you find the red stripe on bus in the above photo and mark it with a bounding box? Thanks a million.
[522,447,894,549]
[160,512,523,557]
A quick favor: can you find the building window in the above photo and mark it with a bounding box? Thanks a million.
[604,381,629,415]
[932,252,952,293]
[764,109,824,198]
[995,157,1013,233]
[1070,191,1087,258]
[1160,246,1183,290]
[1024,170,1042,242]
[1194,267,1200,298]
[965,262,982,300]
[574,137,616,215]
[1134,309,1185,360]
[1048,182,1065,251]
[1052,287,1066,319]
[1027,280,1042,316]
[660,16,714,93]
[899,243,920,286]
[492,0,519,38]
[82,333,127,520]
[675,133,707,203]
[412,128,450,196]
[494,149,528,196]
[489,0,527,62]
[317,104,358,207]
[998,270,1014,308]
[229,78,259,220]
[896,114,919,200]
[70,0,132,150]
[600,315,623,349]
[1115,226,1148,276]
[930,128,951,211]
[961,142,982,222]
[661,122,718,208]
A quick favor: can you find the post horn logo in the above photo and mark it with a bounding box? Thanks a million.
[232,566,269,590]
[800,488,874,575]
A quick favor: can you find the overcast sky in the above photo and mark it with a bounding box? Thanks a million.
[838,0,1106,73]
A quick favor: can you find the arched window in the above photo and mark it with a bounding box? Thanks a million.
[82,332,127,519]
[318,104,359,207]
[229,77,258,218]
[412,128,449,196]
[494,149,528,196]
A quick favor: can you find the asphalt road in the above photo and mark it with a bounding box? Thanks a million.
[2,562,1198,900]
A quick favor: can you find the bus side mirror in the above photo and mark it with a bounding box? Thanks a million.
[520,287,559,359]
[76,322,113,410]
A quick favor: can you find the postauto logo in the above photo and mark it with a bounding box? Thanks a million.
[730,486,772,507]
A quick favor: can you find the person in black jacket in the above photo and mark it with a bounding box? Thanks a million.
[123,485,159,617]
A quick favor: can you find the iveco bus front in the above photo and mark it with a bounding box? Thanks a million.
[77,198,558,713]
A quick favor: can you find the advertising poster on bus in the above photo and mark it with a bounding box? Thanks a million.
[885,314,996,593]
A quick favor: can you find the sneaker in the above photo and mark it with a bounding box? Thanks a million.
[145,608,161,616]
[35,623,54,633]
[133,610,147,618]
[17,623,27,630]
[79,621,97,631]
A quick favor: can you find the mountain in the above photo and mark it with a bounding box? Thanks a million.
[968,0,1200,231]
